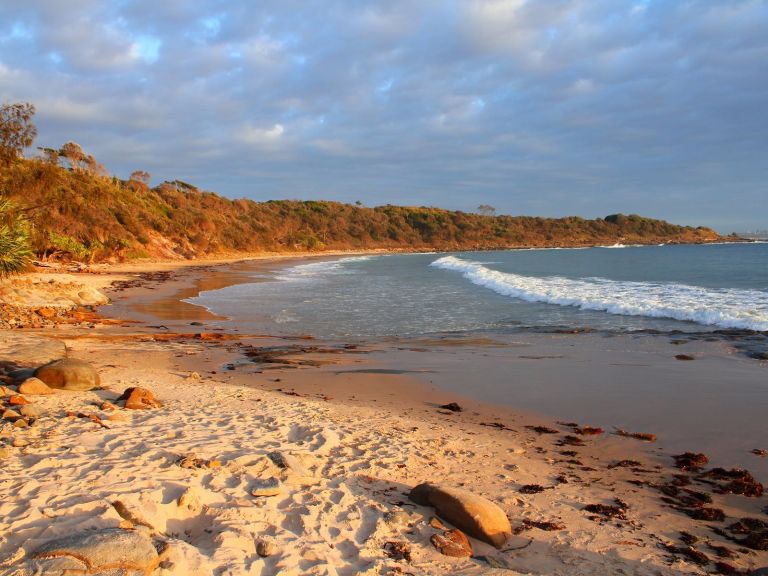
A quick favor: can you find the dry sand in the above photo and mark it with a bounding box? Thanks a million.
[1,260,767,575]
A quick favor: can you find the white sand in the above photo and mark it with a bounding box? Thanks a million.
[3,333,766,575]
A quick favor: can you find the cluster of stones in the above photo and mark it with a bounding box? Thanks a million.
[1,358,162,459]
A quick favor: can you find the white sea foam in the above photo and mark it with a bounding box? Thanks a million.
[275,256,373,282]
[430,256,768,331]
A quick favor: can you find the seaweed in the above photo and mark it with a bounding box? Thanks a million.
[673,452,709,471]
[663,544,710,566]
[681,507,726,522]
[698,468,764,497]
[608,459,643,469]
[515,519,566,533]
[557,435,585,447]
[583,499,628,520]
[519,484,552,494]
[614,428,657,442]
[525,425,559,434]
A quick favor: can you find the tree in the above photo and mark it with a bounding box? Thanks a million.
[0,196,33,276]
[0,102,37,163]
[37,146,60,164]
[477,204,496,217]
[59,141,85,171]
[129,170,151,186]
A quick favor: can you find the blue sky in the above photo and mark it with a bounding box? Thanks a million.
[1,0,766,232]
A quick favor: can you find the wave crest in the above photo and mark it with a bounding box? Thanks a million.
[430,255,768,331]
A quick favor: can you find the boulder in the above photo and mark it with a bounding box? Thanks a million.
[34,358,100,391]
[118,387,162,410]
[18,377,54,395]
[3,528,158,576]
[409,483,512,547]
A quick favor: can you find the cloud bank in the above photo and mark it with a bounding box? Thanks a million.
[1,0,766,230]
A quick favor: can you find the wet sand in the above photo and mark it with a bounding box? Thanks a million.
[101,258,768,482]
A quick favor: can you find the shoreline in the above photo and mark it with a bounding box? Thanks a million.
[1,254,767,574]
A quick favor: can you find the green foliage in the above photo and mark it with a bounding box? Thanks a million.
[0,196,33,276]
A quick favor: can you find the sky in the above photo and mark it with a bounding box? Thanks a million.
[1,0,767,232]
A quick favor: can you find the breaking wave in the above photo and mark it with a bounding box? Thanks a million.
[430,256,768,331]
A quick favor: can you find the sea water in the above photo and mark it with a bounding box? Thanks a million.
[187,243,768,338]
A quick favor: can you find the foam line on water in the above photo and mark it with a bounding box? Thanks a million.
[275,256,372,282]
[430,255,768,331]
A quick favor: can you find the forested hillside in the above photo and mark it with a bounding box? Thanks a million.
[0,155,722,262]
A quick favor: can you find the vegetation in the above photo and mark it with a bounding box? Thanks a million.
[0,101,721,264]
[0,196,33,275]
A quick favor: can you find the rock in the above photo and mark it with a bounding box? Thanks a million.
[34,358,100,391]
[384,510,411,525]
[18,377,54,395]
[429,516,447,530]
[2,408,21,420]
[187,372,201,380]
[7,528,158,575]
[8,395,30,405]
[439,402,463,412]
[112,501,157,532]
[250,477,282,497]
[100,401,118,410]
[177,487,203,512]
[12,418,29,429]
[155,539,209,575]
[176,453,218,469]
[256,537,278,557]
[0,385,16,396]
[410,483,512,548]
[267,451,309,475]
[118,387,162,410]
[36,307,56,319]
[12,437,28,447]
[0,446,12,458]
[430,529,473,557]
[19,405,42,418]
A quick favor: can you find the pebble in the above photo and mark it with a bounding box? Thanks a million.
[12,418,29,428]
[20,405,43,418]
[256,537,278,557]
[12,437,29,447]
[0,446,12,458]
[250,477,282,497]
[384,510,411,525]
[2,408,21,420]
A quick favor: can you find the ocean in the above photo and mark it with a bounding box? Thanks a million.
[187,243,768,338]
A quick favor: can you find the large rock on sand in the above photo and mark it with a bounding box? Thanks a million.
[409,483,512,547]
[2,528,158,575]
[18,377,54,395]
[34,359,100,391]
[118,387,162,410]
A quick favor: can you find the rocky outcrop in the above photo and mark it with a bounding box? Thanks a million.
[34,359,100,391]
[409,483,512,548]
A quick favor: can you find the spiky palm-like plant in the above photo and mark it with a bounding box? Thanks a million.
[0,196,33,276]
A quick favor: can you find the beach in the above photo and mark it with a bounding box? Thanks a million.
[1,256,767,575]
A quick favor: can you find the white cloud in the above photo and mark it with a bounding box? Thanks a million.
[238,123,285,146]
